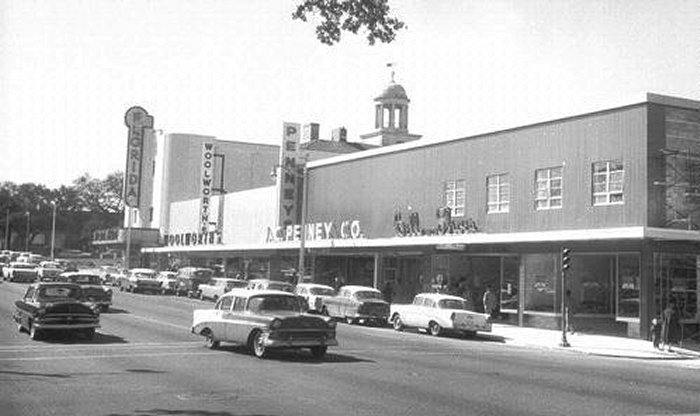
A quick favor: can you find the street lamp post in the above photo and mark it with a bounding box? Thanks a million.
[25,211,30,252]
[50,201,57,260]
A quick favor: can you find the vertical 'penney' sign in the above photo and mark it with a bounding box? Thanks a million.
[123,107,154,207]
[278,123,301,228]
[200,142,215,233]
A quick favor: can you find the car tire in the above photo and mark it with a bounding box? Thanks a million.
[17,323,25,333]
[310,346,327,360]
[249,330,267,359]
[429,321,442,337]
[212,295,218,302]
[29,324,42,341]
[202,328,219,349]
[392,315,405,332]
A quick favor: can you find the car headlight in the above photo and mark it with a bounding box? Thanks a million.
[270,319,283,330]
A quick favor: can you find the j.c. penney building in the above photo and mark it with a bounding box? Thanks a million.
[103,81,699,341]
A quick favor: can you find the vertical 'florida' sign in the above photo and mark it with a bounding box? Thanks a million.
[200,142,216,233]
[278,123,301,228]
[123,107,154,208]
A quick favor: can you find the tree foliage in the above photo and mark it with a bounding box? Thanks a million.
[292,0,406,45]
[0,172,124,252]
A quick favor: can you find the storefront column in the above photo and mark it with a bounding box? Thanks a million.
[518,256,525,327]
[373,253,383,289]
[640,242,654,340]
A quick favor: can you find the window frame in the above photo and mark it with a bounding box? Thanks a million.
[534,166,563,210]
[487,173,510,213]
[443,179,466,217]
[592,160,624,206]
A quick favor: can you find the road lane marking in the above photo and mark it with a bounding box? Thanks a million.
[110,313,191,330]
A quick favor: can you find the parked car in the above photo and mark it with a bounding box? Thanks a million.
[156,271,178,295]
[119,268,161,294]
[191,289,338,359]
[294,283,336,313]
[57,272,113,311]
[4,262,39,283]
[13,282,101,340]
[390,293,492,337]
[174,267,214,297]
[320,285,390,326]
[98,266,125,287]
[245,279,295,293]
[198,277,248,301]
[36,261,64,281]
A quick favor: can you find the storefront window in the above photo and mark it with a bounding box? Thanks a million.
[524,254,556,312]
[616,254,641,319]
[569,255,613,315]
[500,257,520,311]
[654,253,699,323]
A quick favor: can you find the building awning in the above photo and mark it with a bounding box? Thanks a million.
[141,226,700,255]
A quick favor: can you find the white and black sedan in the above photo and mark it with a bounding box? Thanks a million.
[192,289,338,359]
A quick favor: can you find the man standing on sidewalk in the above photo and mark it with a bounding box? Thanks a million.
[483,285,497,319]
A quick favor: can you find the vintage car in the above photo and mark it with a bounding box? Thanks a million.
[294,283,336,313]
[245,279,295,293]
[4,261,39,282]
[198,277,248,301]
[390,293,492,337]
[174,267,214,297]
[320,285,390,325]
[156,271,178,295]
[98,266,125,286]
[37,261,64,281]
[13,282,101,340]
[57,272,113,311]
[191,289,338,359]
[119,268,161,294]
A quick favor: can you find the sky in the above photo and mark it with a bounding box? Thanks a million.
[1,0,697,188]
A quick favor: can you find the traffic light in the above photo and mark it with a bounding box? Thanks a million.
[561,248,572,271]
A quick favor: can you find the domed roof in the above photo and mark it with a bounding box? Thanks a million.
[375,83,408,101]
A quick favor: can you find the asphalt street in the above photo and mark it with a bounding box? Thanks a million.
[1,281,699,416]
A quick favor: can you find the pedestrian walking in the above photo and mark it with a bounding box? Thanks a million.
[482,285,497,319]
[649,318,662,350]
[661,299,681,352]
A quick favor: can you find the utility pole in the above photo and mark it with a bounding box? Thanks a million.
[24,211,30,252]
[560,247,572,347]
[50,201,57,260]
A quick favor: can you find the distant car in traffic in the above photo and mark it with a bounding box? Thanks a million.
[198,277,248,301]
[191,289,338,359]
[13,282,101,340]
[119,268,160,294]
[320,285,390,326]
[4,262,39,283]
[156,271,178,295]
[57,272,113,311]
[245,279,295,293]
[174,267,214,297]
[390,293,492,337]
[294,283,336,313]
[37,261,63,281]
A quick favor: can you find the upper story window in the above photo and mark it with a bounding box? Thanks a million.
[592,160,624,205]
[487,173,510,213]
[535,166,563,210]
[444,179,465,217]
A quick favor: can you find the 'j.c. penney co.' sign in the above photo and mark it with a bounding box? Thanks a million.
[265,220,363,243]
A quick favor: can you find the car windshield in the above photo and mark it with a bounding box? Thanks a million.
[248,295,301,312]
[193,270,213,278]
[41,262,61,269]
[38,286,80,300]
[355,290,382,300]
[309,287,335,296]
[13,263,36,269]
[133,271,156,278]
[438,299,467,310]
[68,275,101,285]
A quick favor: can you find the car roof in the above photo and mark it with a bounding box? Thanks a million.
[60,271,100,277]
[222,288,297,299]
[340,285,380,292]
[297,283,335,290]
[130,268,156,273]
[415,293,466,302]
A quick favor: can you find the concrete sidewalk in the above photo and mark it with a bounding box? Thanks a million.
[491,323,700,360]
